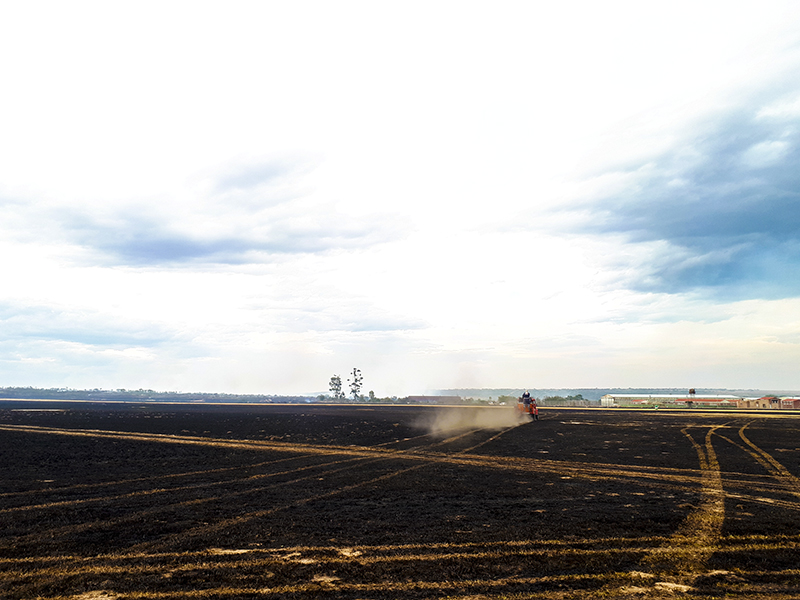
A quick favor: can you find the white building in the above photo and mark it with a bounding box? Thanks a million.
[600,393,740,408]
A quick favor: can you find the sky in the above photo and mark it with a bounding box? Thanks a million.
[2,1,800,396]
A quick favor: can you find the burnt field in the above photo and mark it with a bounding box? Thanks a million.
[1,403,799,599]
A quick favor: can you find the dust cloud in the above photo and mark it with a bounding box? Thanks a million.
[415,406,527,436]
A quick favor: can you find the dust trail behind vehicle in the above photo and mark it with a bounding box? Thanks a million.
[414,406,528,436]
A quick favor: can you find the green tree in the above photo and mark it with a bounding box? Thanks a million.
[329,375,344,400]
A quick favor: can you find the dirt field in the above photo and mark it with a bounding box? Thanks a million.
[1,402,799,599]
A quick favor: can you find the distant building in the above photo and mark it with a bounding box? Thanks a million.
[600,394,739,408]
[780,398,800,409]
[739,396,799,409]
[737,398,770,409]
[599,393,799,409]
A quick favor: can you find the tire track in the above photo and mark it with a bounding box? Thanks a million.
[0,452,321,501]
[637,418,800,593]
[133,463,427,553]
[4,424,796,513]
[0,423,515,555]
[642,424,725,579]
[0,454,350,515]
[0,454,379,553]
[738,421,800,495]
[133,425,520,553]
[460,424,520,454]
[7,423,781,510]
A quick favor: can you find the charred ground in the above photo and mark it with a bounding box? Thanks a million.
[1,403,799,599]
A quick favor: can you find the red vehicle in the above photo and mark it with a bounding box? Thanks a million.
[517,395,539,420]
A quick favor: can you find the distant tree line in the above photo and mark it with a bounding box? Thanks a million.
[540,394,588,406]
[497,393,589,406]
[0,387,314,404]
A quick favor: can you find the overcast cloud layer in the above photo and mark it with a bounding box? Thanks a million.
[565,94,800,298]
[2,1,800,395]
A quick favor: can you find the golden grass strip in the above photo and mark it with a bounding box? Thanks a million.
[29,571,622,599]
[0,534,670,565]
[10,540,800,584]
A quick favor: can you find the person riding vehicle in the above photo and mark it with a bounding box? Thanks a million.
[517,390,539,420]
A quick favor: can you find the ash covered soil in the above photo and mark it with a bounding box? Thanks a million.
[1,403,799,599]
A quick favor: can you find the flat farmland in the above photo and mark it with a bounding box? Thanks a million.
[1,403,799,599]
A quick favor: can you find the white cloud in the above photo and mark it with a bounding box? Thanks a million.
[740,140,791,168]
[2,2,800,394]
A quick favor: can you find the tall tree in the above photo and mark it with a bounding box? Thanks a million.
[348,368,363,400]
